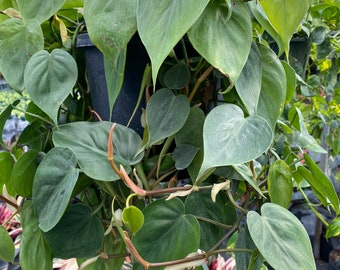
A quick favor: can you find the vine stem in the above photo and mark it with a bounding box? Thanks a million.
[0,194,20,210]
[189,65,214,102]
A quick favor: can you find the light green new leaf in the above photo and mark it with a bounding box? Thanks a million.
[53,121,144,181]
[0,226,15,263]
[188,0,252,84]
[198,104,272,180]
[248,203,316,270]
[32,147,79,232]
[326,217,340,239]
[122,206,144,235]
[20,201,53,270]
[44,204,104,259]
[137,0,209,86]
[24,49,77,126]
[18,0,66,24]
[256,43,286,131]
[0,152,15,194]
[260,0,311,57]
[268,160,293,208]
[235,42,262,115]
[146,88,190,148]
[132,198,200,269]
[0,18,43,92]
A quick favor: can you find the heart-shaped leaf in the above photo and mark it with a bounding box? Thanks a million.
[24,49,77,125]
[132,198,200,268]
[32,147,79,232]
[173,144,199,170]
[0,18,43,92]
[188,0,252,84]
[145,88,190,148]
[256,44,286,131]
[53,121,144,181]
[44,204,104,259]
[0,226,15,263]
[235,42,262,115]
[164,61,190,90]
[260,0,311,57]
[268,160,293,208]
[18,0,66,24]
[20,201,53,270]
[122,206,144,235]
[198,104,272,179]
[247,203,316,270]
[137,0,209,85]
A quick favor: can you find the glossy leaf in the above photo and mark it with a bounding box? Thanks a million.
[132,198,200,268]
[175,107,205,181]
[32,147,79,232]
[0,100,20,147]
[0,152,15,194]
[53,121,144,181]
[20,201,53,270]
[256,43,286,131]
[198,104,272,180]
[301,154,339,215]
[164,62,190,90]
[145,88,190,148]
[281,61,296,103]
[122,205,144,235]
[0,226,15,263]
[173,144,199,170]
[188,0,252,84]
[235,42,262,115]
[18,0,66,24]
[11,150,41,197]
[24,49,77,125]
[185,190,233,251]
[137,0,209,85]
[247,203,316,270]
[326,217,340,239]
[260,0,311,57]
[0,18,43,92]
[44,204,104,259]
[268,160,293,208]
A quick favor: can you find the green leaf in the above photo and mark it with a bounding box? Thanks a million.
[247,203,316,270]
[44,204,104,259]
[132,198,200,268]
[232,164,263,196]
[122,206,144,235]
[20,201,53,270]
[175,107,205,181]
[198,104,272,180]
[173,144,199,170]
[188,0,252,84]
[24,49,77,126]
[0,100,20,147]
[326,216,340,239]
[268,160,293,208]
[235,42,262,115]
[281,61,296,103]
[164,62,190,90]
[32,147,79,232]
[53,121,144,181]
[11,150,41,197]
[301,154,340,215]
[185,189,233,251]
[145,88,190,148]
[0,226,15,263]
[137,0,209,86]
[18,0,66,24]
[256,43,286,131]
[260,0,311,57]
[0,18,43,92]
[0,152,15,194]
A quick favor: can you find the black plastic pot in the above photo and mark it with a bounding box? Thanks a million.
[76,33,149,135]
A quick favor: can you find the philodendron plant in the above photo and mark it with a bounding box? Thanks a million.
[0,0,339,269]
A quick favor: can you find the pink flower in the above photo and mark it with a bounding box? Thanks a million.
[210,255,236,270]
[0,204,13,229]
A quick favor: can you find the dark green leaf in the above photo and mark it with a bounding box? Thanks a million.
[0,226,15,263]
[247,203,316,270]
[44,204,104,259]
[0,152,15,194]
[32,147,79,232]
[173,144,199,170]
[281,61,296,103]
[132,198,200,268]
[164,62,190,90]
[53,121,144,181]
